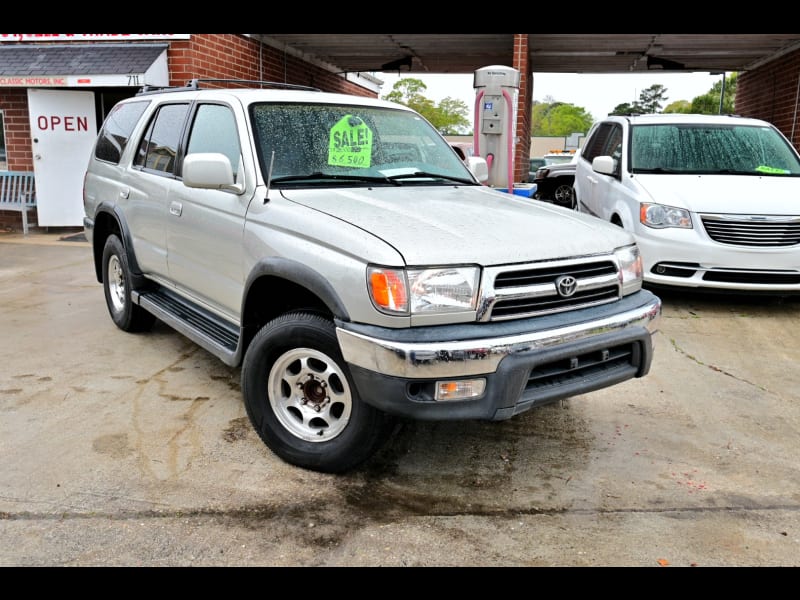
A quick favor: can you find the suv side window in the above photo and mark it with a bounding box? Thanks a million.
[133,103,190,175]
[186,103,241,179]
[94,100,149,164]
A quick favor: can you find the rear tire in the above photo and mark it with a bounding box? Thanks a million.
[102,234,155,333]
[242,311,395,473]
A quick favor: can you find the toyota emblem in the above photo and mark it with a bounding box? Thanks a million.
[555,275,578,297]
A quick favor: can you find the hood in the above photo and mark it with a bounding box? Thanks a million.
[280,184,633,265]
[634,173,800,214]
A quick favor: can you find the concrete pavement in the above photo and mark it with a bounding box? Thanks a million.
[1,229,799,566]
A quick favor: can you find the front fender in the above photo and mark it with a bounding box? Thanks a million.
[243,257,351,322]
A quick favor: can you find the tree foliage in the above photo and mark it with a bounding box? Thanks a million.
[609,75,738,116]
[690,73,738,115]
[662,99,692,114]
[639,84,669,113]
[382,78,471,135]
[610,102,640,116]
[610,84,668,115]
[531,100,594,136]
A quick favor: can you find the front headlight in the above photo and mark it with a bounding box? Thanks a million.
[615,244,643,296]
[368,265,480,316]
[640,202,692,229]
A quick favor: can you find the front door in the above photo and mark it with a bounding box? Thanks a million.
[27,88,97,227]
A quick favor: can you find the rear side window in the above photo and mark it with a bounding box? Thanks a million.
[133,103,190,175]
[94,100,149,164]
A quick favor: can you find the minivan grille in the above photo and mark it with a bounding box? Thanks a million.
[701,215,800,247]
[483,259,621,321]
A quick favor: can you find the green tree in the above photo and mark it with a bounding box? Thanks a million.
[663,99,692,114]
[382,77,471,135]
[610,101,645,115]
[531,100,594,136]
[691,73,738,115]
[638,84,668,113]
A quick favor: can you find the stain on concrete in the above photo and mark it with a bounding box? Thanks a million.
[222,417,251,442]
[92,433,134,459]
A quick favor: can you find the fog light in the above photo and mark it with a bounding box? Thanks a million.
[435,379,486,401]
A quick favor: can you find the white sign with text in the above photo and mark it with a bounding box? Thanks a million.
[27,88,97,226]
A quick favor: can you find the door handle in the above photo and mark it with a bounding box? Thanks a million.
[169,201,183,216]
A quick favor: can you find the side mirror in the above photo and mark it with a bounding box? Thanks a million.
[183,153,244,193]
[592,155,616,176]
[466,156,489,183]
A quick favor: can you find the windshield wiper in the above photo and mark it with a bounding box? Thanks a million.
[633,167,681,174]
[270,172,401,185]
[386,171,476,184]
[715,169,757,175]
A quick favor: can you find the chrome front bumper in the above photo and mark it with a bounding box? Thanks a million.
[337,291,661,380]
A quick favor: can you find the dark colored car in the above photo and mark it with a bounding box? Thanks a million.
[533,161,576,208]
[528,157,546,182]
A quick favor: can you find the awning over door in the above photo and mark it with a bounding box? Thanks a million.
[0,43,169,87]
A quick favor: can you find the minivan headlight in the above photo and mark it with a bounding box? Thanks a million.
[615,244,643,296]
[640,203,692,229]
[368,266,480,315]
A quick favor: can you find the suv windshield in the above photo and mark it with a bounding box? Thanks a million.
[631,123,800,175]
[250,102,475,185]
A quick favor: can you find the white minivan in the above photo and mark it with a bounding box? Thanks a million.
[574,113,800,294]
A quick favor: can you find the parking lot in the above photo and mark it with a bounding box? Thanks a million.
[1,230,799,566]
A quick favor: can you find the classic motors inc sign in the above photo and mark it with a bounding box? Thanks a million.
[0,34,190,42]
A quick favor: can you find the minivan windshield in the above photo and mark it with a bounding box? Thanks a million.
[250,102,476,186]
[631,123,800,176]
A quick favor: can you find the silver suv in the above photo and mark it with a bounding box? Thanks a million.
[83,80,661,473]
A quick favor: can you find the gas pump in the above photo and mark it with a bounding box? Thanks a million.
[472,65,520,192]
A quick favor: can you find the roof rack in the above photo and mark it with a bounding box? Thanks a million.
[136,78,322,96]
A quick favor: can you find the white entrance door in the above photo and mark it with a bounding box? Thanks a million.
[27,89,97,227]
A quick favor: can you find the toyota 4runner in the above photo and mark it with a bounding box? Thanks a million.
[83,80,661,473]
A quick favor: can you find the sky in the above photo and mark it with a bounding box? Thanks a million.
[376,71,727,123]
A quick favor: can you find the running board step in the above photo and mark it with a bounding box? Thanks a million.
[134,287,240,366]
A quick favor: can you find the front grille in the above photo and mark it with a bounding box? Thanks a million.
[701,214,800,247]
[526,343,635,392]
[703,270,800,284]
[482,258,621,321]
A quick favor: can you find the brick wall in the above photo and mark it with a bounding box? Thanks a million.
[0,88,32,171]
[513,35,532,184]
[0,88,33,231]
[737,48,800,149]
[167,34,375,97]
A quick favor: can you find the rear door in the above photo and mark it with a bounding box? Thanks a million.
[126,101,191,279]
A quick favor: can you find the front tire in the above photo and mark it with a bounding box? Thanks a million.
[242,311,395,473]
[102,234,155,332]
[553,182,576,208]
